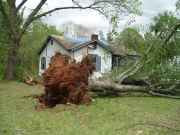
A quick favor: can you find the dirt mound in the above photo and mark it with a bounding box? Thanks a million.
[38,51,95,108]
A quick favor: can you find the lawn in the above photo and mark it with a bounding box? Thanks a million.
[0,81,180,135]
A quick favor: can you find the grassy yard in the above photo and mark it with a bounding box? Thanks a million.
[0,81,180,135]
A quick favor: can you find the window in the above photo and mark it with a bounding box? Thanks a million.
[89,54,101,72]
[51,39,53,45]
[91,56,96,64]
[88,42,97,49]
[41,57,46,70]
[93,42,97,49]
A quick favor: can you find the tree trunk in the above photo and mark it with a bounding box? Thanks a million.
[5,38,19,80]
[89,80,149,93]
[5,49,18,80]
[88,80,180,99]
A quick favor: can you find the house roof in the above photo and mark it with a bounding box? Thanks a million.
[111,43,138,57]
[37,35,115,55]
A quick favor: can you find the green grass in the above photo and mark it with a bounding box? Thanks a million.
[0,81,180,135]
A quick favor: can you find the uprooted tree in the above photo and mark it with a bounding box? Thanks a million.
[38,52,95,107]
[38,22,180,108]
[89,22,180,99]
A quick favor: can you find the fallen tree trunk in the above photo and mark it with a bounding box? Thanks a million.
[89,80,149,93]
[89,80,180,99]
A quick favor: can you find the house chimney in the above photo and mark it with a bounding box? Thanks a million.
[91,34,98,40]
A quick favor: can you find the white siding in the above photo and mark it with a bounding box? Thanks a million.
[39,39,69,76]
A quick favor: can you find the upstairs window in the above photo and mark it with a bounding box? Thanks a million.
[51,39,53,45]
[41,57,46,70]
[88,42,97,49]
[93,42,97,49]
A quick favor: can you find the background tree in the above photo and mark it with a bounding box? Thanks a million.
[0,0,142,80]
[115,27,145,56]
[0,18,63,80]
[59,21,96,38]
[98,30,106,40]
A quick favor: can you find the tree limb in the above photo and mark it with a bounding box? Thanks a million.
[20,0,47,40]
[161,23,180,49]
[16,0,27,14]
[117,40,157,84]
[149,91,180,99]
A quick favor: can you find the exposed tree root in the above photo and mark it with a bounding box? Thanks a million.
[38,51,95,108]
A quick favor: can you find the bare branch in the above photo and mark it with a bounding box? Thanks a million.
[33,5,104,20]
[149,91,180,99]
[152,80,180,87]
[16,0,27,14]
[20,0,47,39]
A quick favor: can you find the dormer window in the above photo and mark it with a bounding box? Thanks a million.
[51,39,53,45]
[88,42,97,49]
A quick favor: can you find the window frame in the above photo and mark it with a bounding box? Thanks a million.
[41,57,46,70]
[89,54,101,72]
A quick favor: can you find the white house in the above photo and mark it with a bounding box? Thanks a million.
[37,34,115,78]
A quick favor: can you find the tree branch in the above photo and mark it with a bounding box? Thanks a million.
[17,6,26,31]
[16,0,27,14]
[20,0,47,40]
[117,40,157,84]
[149,91,180,99]
[161,23,180,49]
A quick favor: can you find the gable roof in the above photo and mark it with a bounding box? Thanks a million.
[37,35,115,55]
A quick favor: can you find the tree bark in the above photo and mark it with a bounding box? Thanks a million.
[88,80,180,99]
[89,80,149,93]
[5,49,18,80]
[5,38,19,80]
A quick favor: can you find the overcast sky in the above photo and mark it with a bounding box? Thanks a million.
[17,0,178,35]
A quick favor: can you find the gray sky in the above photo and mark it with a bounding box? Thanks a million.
[16,0,178,35]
